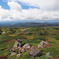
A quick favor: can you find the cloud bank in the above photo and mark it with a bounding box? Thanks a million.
[0,0,59,20]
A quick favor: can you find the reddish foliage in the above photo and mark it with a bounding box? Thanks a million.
[0,55,7,59]
[4,39,16,44]
[4,49,7,51]
[56,42,59,44]
[46,44,51,47]
[46,40,49,41]
[38,47,42,49]
[53,57,59,59]
[46,36,50,41]
[19,55,22,58]
[57,40,59,41]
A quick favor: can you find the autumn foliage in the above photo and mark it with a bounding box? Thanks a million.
[4,39,16,44]
[0,55,7,59]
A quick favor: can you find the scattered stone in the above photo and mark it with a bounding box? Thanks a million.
[30,46,37,50]
[2,32,6,34]
[46,52,52,57]
[26,31,32,34]
[19,48,25,53]
[13,39,22,49]
[17,53,21,57]
[38,44,45,48]
[38,41,48,48]
[21,48,25,52]
[18,39,22,43]
[9,39,52,58]
[28,48,42,57]
[23,43,30,49]
[21,29,27,31]
[41,41,48,45]
[10,52,16,56]
[14,41,21,49]
[10,48,15,53]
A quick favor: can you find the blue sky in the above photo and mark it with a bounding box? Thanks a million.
[0,0,39,10]
[0,0,10,10]
[0,0,59,21]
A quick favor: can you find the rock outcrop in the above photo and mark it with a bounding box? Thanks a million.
[10,52,16,56]
[14,41,21,49]
[17,53,21,57]
[9,39,52,58]
[28,48,42,57]
[10,48,15,53]
[46,52,52,57]
[23,43,30,49]
[19,48,25,53]
[38,41,48,48]
[13,39,22,49]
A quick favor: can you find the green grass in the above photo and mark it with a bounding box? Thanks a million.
[0,27,59,59]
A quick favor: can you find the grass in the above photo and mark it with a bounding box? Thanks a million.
[0,27,59,59]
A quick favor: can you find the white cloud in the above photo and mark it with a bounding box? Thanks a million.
[0,1,59,21]
[6,0,59,10]
[0,2,22,20]
[8,2,22,11]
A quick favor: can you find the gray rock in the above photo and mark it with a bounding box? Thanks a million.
[18,39,22,43]
[14,41,21,49]
[19,48,25,53]
[23,43,30,49]
[38,41,48,48]
[26,31,32,34]
[40,41,48,45]
[38,44,45,48]
[28,48,42,57]
[10,48,15,53]
[17,53,21,57]
[2,32,6,34]
[10,52,16,56]
[31,46,35,50]
[46,52,52,57]
[21,48,25,52]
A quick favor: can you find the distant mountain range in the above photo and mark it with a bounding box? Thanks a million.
[0,20,59,27]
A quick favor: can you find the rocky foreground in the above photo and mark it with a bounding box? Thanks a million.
[9,39,53,58]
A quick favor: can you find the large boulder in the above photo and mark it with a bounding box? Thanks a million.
[28,48,42,57]
[23,43,30,49]
[10,52,16,56]
[46,52,52,57]
[38,41,48,48]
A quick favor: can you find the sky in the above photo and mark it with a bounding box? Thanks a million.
[0,0,59,21]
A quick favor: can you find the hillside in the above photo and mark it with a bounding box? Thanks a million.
[0,22,59,27]
[0,27,59,59]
